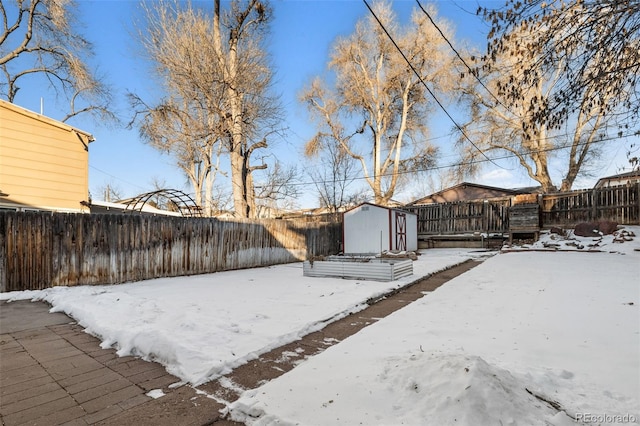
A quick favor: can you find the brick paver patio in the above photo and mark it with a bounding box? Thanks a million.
[0,300,223,425]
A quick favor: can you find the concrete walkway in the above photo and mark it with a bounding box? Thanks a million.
[1,260,481,425]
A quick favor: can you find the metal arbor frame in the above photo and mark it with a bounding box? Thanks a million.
[122,189,203,217]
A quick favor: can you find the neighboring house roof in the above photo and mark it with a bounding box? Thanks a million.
[407,182,532,205]
[90,200,183,216]
[512,185,544,194]
[594,170,640,188]
[213,210,236,219]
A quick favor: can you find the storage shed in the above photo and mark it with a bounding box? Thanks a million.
[343,203,417,254]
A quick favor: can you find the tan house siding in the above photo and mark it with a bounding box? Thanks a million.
[0,100,94,213]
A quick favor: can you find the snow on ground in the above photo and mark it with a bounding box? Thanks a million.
[145,389,165,399]
[228,228,640,425]
[2,228,638,425]
[0,248,487,386]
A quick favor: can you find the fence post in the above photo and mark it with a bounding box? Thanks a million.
[591,187,598,222]
[483,200,488,234]
[637,182,640,225]
[537,193,543,229]
[0,213,5,292]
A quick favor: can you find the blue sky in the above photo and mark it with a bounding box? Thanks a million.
[10,0,636,207]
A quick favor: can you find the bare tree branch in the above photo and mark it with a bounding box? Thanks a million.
[0,0,116,123]
[456,2,626,192]
[481,0,640,130]
[301,1,449,205]
[132,0,281,217]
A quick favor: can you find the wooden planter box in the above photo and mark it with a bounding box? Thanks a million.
[303,257,413,282]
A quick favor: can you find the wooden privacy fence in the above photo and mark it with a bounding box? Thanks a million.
[0,212,342,292]
[405,183,640,235]
[404,199,511,235]
[541,183,639,227]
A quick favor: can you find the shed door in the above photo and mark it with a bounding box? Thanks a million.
[395,212,406,251]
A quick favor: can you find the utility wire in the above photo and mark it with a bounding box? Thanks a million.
[90,165,147,191]
[253,130,636,189]
[414,0,509,111]
[362,0,506,170]
[145,126,638,200]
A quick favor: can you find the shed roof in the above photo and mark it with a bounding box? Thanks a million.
[344,202,416,215]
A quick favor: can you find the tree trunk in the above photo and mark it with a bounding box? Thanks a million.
[214,0,258,218]
[560,155,582,192]
[372,122,383,204]
[204,170,213,216]
[532,153,556,193]
[230,149,250,217]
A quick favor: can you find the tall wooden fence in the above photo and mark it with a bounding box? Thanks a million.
[405,183,639,235]
[541,184,639,227]
[0,212,342,292]
[404,199,511,235]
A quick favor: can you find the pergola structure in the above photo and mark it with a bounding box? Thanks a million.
[122,189,203,217]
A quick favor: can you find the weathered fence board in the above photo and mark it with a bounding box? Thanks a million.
[406,183,639,236]
[404,199,511,235]
[509,204,540,230]
[541,183,639,227]
[0,212,342,292]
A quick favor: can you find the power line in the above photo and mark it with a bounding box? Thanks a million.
[414,0,508,112]
[260,130,637,189]
[89,165,147,191]
[117,122,636,198]
[362,0,506,170]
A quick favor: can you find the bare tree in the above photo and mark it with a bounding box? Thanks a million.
[208,185,234,216]
[145,177,169,210]
[407,168,460,202]
[301,1,452,205]
[95,182,123,203]
[625,142,639,172]
[306,135,363,212]
[131,1,231,217]
[130,93,224,217]
[480,1,640,133]
[0,0,116,122]
[254,161,300,218]
[459,12,616,192]
[211,0,282,218]
[133,0,280,218]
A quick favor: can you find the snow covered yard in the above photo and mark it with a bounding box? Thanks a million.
[2,227,638,425]
[228,229,640,425]
[0,248,486,386]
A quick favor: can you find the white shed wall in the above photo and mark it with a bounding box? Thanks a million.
[406,213,418,251]
[343,204,418,254]
[343,204,390,254]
